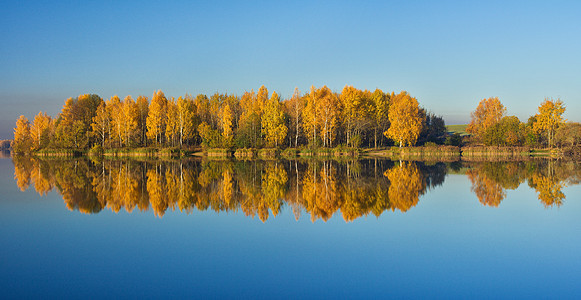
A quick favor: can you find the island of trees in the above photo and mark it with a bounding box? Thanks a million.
[10,85,578,157]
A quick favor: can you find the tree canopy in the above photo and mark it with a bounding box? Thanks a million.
[12,84,574,154]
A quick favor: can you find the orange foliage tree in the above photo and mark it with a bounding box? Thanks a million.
[385,91,423,147]
[466,97,506,140]
[30,112,52,151]
[13,115,32,153]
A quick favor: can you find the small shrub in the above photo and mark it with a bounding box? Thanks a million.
[445,133,463,146]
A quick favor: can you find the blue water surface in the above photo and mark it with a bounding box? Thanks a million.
[1,158,580,299]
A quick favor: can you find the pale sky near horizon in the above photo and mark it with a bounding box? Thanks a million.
[1,0,580,139]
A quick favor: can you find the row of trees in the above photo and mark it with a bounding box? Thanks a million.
[14,86,573,152]
[12,86,447,153]
[466,97,575,148]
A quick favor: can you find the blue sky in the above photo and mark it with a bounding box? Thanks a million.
[1,0,580,139]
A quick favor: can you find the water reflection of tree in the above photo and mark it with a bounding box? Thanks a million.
[12,157,451,221]
[384,162,426,212]
[527,160,573,207]
[55,160,102,214]
[465,160,580,208]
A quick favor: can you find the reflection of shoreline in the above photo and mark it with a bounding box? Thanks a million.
[12,158,449,221]
[465,160,576,208]
[12,158,579,220]
[0,150,10,159]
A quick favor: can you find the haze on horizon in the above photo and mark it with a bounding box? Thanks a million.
[1,0,580,140]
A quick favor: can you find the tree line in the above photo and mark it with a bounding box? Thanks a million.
[11,86,448,154]
[12,86,576,154]
[465,97,578,148]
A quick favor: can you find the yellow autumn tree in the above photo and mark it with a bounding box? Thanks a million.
[107,95,123,148]
[122,95,138,147]
[238,87,265,147]
[532,98,565,148]
[302,86,319,146]
[371,89,389,148]
[466,97,506,140]
[340,85,371,147]
[256,85,269,113]
[54,97,88,149]
[30,111,52,151]
[317,86,340,147]
[176,95,197,147]
[165,97,179,147]
[135,96,149,146]
[262,91,287,147]
[302,85,340,147]
[384,91,423,147]
[285,87,303,148]
[147,90,168,145]
[13,115,32,153]
[222,103,233,147]
[91,101,110,148]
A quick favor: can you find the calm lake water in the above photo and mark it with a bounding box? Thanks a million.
[1,156,581,298]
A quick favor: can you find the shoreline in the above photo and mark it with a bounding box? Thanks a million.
[8,145,573,161]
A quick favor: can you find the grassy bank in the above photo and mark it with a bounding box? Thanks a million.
[365,146,461,161]
[461,146,532,158]
[35,149,84,157]
[22,144,574,161]
[226,147,359,159]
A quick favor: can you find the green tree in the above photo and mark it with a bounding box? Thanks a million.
[419,111,446,145]
[198,122,221,148]
[555,122,581,147]
[483,116,525,146]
